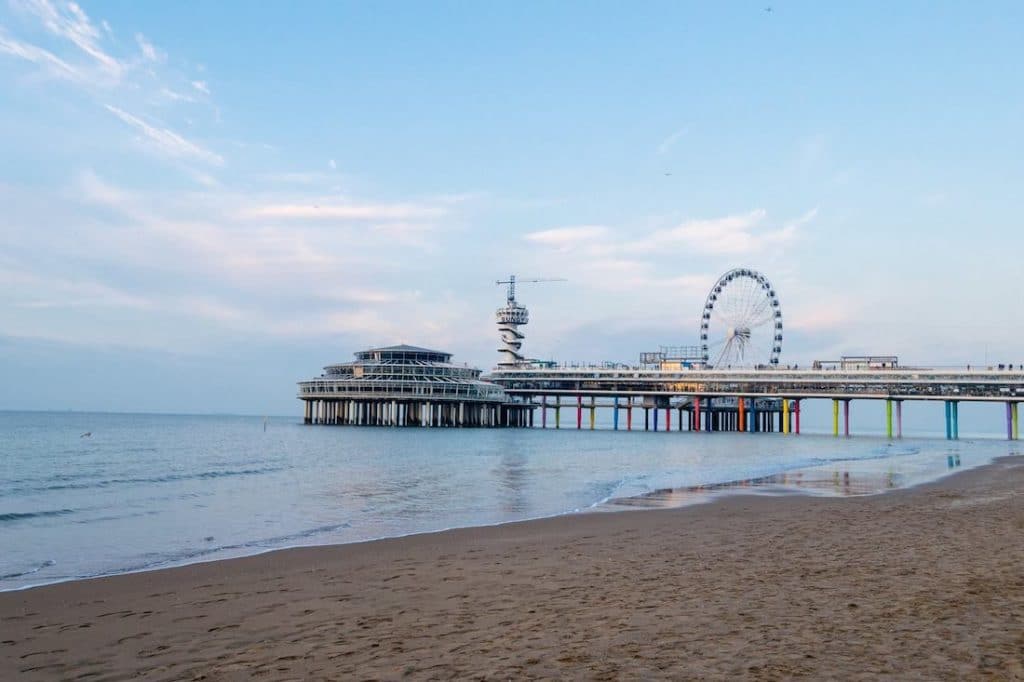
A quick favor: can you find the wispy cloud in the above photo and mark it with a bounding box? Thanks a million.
[15,0,124,80]
[105,104,225,166]
[243,202,445,221]
[191,79,209,95]
[135,32,164,63]
[0,29,82,81]
[657,126,688,155]
[525,225,610,250]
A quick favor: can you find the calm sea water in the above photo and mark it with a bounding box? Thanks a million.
[1,410,1019,591]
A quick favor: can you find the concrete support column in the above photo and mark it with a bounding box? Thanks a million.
[678,406,684,431]
[555,397,561,429]
[644,407,650,431]
[1007,402,1014,441]
[541,396,547,428]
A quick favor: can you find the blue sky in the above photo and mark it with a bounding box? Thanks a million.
[1,1,1022,414]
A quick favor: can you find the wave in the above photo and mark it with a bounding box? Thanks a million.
[0,509,74,523]
[0,560,55,580]
[0,465,288,497]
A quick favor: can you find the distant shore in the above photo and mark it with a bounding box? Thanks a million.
[3,456,1023,679]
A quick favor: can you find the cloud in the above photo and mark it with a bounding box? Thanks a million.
[135,33,164,63]
[0,29,83,81]
[16,0,124,80]
[524,225,610,249]
[328,159,337,170]
[105,104,225,166]
[243,202,445,221]
[657,127,688,155]
[191,79,210,95]
[630,209,802,255]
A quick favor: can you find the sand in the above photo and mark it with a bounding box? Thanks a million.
[3,457,1023,681]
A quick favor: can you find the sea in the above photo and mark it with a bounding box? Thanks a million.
[1,409,1020,592]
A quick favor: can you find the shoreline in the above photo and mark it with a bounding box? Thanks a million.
[2,444,988,595]
[4,455,1022,679]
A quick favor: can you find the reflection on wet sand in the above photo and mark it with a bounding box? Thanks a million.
[605,453,965,510]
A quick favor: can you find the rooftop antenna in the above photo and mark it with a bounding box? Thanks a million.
[494,275,566,367]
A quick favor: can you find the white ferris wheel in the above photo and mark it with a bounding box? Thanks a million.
[699,268,783,368]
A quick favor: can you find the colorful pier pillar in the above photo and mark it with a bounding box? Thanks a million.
[843,400,851,437]
[952,401,959,440]
[794,399,801,434]
[665,406,671,432]
[554,397,561,429]
[1007,402,1013,440]
[541,396,547,429]
[589,397,596,430]
[782,399,790,434]
[576,395,583,430]
[627,399,633,431]
[613,396,620,431]
[896,400,903,438]
[945,400,952,440]
[737,397,745,432]
[832,399,839,437]
[886,399,893,439]
[652,406,659,432]
[1013,402,1020,440]
[693,397,701,432]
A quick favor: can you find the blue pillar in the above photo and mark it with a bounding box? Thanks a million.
[749,400,757,433]
[613,396,619,431]
[653,406,659,431]
[944,401,952,440]
[952,401,959,440]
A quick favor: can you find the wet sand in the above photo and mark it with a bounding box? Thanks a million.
[3,457,1023,680]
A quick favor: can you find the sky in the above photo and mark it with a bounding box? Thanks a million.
[1,1,1023,415]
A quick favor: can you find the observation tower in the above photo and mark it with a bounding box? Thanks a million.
[495,275,565,368]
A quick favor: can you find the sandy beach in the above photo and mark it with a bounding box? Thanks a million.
[3,457,1022,680]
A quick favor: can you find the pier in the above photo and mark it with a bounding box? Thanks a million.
[486,366,1023,439]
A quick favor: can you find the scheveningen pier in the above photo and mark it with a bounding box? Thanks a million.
[299,269,1023,439]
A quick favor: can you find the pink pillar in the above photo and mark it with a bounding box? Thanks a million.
[843,400,851,437]
[896,400,903,438]
[794,400,801,434]
[665,407,671,432]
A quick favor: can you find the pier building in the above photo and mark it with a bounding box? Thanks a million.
[297,345,531,427]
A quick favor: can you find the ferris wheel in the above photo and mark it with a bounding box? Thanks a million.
[699,268,782,368]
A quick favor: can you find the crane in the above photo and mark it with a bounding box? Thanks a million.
[496,274,566,304]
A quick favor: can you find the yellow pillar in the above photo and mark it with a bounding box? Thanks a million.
[832,399,839,437]
[782,399,790,434]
